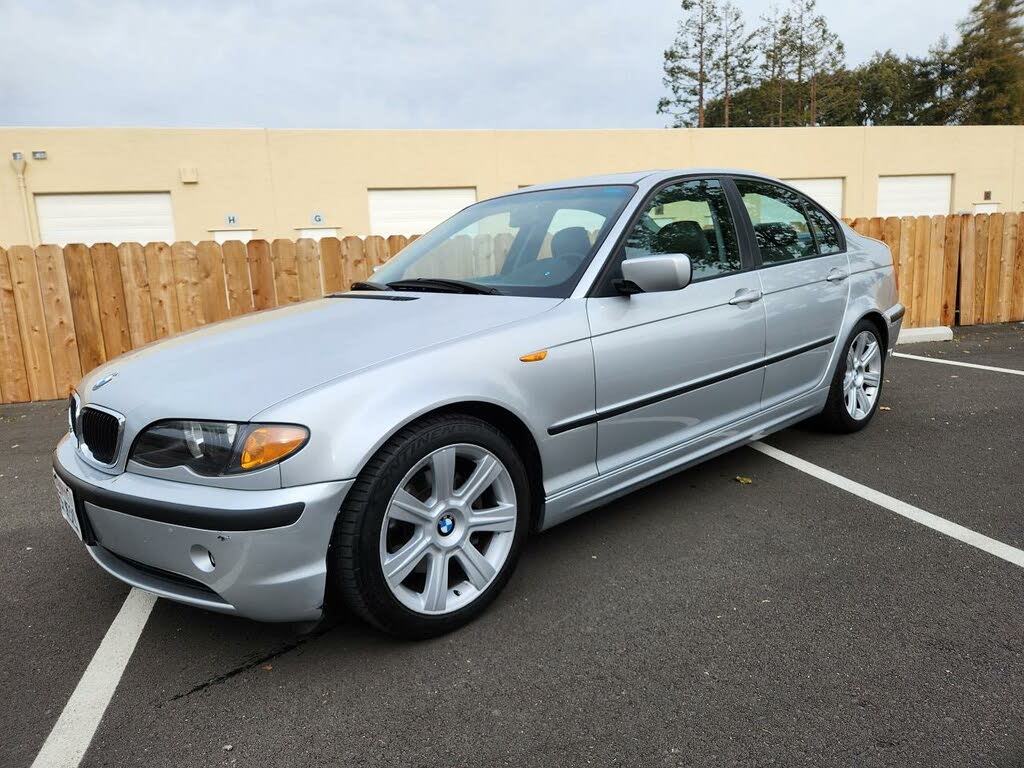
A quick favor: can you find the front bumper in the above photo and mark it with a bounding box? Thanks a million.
[53,434,353,622]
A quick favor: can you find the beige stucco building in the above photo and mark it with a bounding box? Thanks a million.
[1,125,1022,247]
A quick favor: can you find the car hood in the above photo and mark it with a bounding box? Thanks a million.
[80,292,562,422]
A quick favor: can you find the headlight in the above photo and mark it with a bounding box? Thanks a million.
[130,420,308,476]
[68,393,79,435]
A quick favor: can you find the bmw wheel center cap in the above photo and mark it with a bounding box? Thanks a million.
[437,514,456,536]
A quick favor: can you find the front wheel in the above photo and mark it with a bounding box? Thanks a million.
[330,414,530,639]
[817,320,885,432]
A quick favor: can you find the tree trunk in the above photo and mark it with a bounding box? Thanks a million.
[724,77,731,127]
[723,44,731,128]
[809,76,817,125]
[697,4,706,128]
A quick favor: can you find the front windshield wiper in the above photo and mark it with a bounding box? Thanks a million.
[384,278,502,295]
[350,280,387,291]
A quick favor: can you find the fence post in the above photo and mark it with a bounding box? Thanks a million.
[271,239,300,305]
[196,240,230,324]
[295,238,323,301]
[983,213,1004,324]
[118,242,157,348]
[222,240,255,317]
[1013,213,1024,322]
[341,236,368,286]
[319,237,344,294]
[0,246,31,403]
[996,213,1017,323]
[36,243,82,396]
[940,216,961,327]
[246,240,276,310]
[8,244,57,401]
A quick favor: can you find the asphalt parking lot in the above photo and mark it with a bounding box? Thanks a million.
[2,323,1022,768]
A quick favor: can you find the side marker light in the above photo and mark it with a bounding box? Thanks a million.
[519,350,548,363]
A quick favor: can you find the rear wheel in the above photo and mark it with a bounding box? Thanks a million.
[330,414,529,639]
[817,320,885,433]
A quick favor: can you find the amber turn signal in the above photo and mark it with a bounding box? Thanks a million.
[239,425,309,470]
[519,350,548,362]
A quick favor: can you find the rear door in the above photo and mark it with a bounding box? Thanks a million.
[585,177,767,474]
[728,177,851,408]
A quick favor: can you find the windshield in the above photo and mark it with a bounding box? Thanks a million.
[369,185,635,298]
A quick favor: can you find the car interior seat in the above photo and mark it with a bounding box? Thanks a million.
[550,226,593,266]
[654,220,712,272]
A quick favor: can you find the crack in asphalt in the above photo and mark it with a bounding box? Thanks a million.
[166,621,336,703]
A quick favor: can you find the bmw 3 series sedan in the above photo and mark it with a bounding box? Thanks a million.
[54,169,903,638]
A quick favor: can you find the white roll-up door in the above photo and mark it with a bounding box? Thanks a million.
[368,188,477,236]
[35,192,175,246]
[298,228,339,240]
[877,175,952,217]
[212,230,254,244]
[783,178,844,216]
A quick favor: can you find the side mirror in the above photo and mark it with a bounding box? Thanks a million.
[616,253,692,295]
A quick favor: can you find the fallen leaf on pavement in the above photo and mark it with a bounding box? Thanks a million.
[735,476,753,485]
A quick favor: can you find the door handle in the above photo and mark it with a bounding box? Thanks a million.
[826,268,849,283]
[728,288,762,305]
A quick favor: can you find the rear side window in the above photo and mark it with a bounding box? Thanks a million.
[805,204,842,255]
[735,179,818,264]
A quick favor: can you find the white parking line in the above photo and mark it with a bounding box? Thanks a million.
[31,589,156,768]
[893,352,1024,376]
[751,441,1024,570]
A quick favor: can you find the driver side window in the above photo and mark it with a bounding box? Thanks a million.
[621,178,741,282]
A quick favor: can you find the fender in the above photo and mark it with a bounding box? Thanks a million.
[256,299,601,499]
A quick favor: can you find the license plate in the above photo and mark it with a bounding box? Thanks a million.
[54,471,82,540]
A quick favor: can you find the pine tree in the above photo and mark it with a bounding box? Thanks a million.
[658,0,722,127]
[911,36,959,125]
[953,0,1024,124]
[785,0,845,125]
[759,4,793,126]
[710,1,757,127]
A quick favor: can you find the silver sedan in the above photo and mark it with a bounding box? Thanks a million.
[53,169,903,637]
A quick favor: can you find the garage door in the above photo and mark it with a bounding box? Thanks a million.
[877,175,952,217]
[783,178,844,216]
[368,188,476,236]
[35,192,175,246]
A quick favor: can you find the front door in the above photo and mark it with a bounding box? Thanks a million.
[586,177,767,475]
[730,178,851,408]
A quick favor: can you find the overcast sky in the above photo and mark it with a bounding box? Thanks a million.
[1,0,973,129]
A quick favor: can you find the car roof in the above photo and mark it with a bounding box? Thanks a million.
[514,168,780,193]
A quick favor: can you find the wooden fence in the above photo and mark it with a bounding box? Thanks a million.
[847,213,1024,329]
[1,213,1022,405]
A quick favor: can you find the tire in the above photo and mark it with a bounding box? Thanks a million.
[329,413,530,639]
[817,319,885,433]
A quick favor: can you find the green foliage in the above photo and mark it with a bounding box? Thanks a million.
[953,0,1024,124]
[662,0,1024,127]
[710,1,758,126]
[658,0,722,128]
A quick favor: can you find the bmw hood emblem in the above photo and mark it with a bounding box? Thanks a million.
[437,514,455,536]
[92,372,119,390]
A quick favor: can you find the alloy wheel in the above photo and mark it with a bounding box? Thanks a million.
[379,443,517,615]
[843,330,882,420]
